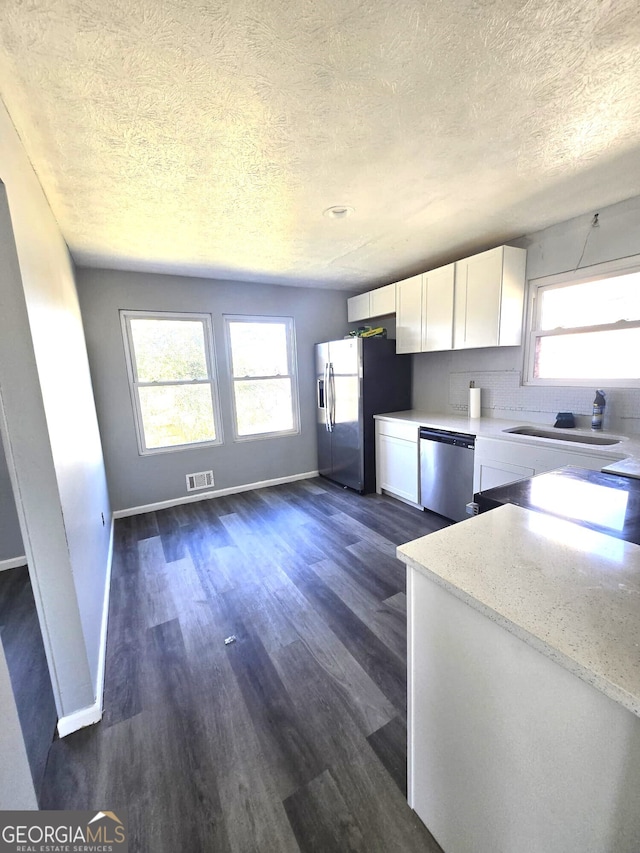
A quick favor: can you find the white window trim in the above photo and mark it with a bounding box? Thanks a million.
[121,310,223,455]
[522,253,640,388]
[224,314,301,442]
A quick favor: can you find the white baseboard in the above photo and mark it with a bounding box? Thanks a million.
[57,700,103,739]
[57,516,114,738]
[0,555,27,572]
[113,470,320,519]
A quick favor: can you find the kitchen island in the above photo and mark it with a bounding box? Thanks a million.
[397,503,640,853]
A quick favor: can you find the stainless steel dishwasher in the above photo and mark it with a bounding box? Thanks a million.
[419,427,475,522]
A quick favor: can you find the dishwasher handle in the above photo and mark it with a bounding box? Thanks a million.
[419,427,475,450]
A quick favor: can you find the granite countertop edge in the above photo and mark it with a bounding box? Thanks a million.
[374,409,640,470]
[398,546,640,718]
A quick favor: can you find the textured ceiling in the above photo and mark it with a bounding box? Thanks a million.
[1,0,640,289]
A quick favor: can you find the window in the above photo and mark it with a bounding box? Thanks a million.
[225,315,300,440]
[524,257,640,387]
[121,311,222,453]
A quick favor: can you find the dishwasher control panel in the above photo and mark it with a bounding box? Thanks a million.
[419,427,475,449]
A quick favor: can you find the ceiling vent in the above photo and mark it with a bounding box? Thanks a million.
[186,470,214,492]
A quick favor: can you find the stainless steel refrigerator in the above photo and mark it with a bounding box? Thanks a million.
[315,337,411,493]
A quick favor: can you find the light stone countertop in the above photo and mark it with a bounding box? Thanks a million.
[397,503,640,717]
[374,409,640,467]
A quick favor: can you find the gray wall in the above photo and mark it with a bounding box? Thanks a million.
[0,430,24,563]
[76,267,355,511]
[413,194,640,433]
[0,98,111,718]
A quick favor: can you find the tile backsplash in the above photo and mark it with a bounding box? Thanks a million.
[448,369,640,433]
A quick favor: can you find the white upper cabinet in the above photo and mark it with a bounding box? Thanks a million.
[347,245,526,353]
[370,282,396,317]
[396,274,423,353]
[394,263,455,354]
[347,292,371,323]
[347,283,396,322]
[453,246,526,349]
[421,263,455,352]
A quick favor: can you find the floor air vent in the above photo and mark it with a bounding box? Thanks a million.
[186,470,214,492]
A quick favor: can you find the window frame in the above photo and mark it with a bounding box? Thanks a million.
[224,314,301,442]
[523,253,640,388]
[121,310,223,455]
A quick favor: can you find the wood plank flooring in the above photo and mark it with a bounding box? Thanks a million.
[40,478,449,852]
[0,563,57,796]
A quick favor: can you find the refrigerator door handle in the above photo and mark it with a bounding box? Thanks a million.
[324,363,332,432]
[329,363,336,430]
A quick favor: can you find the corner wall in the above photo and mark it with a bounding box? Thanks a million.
[412,195,640,433]
[0,430,24,565]
[0,99,111,722]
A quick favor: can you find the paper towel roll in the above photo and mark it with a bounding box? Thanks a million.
[469,387,481,419]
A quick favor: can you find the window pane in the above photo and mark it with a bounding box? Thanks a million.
[131,319,209,381]
[229,322,288,377]
[234,378,294,435]
[139,384,216,448]
[540,273,640,330]
[535,328,640,379]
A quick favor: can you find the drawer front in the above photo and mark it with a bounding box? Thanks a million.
[377,419,418,442]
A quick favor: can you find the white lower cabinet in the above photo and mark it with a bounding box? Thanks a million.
[407,565,640,853]
[376,420,419,504]
[475,458,535,492]
[473,435,616,494]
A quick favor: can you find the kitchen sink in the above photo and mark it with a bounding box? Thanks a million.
[503,426,621,446]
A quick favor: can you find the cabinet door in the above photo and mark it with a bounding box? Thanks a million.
[422,263,455,351]
[370,283,396,318]
[473,436,536,492]
[474,460,535,494]
[454,247,503,349]
[498,246,527,347]
[396,274,423,354]
[378,434,419,503]
[347,292,371,322]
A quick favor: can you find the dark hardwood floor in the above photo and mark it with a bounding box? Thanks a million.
[40,478,449,852]
[0,563,57,796]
